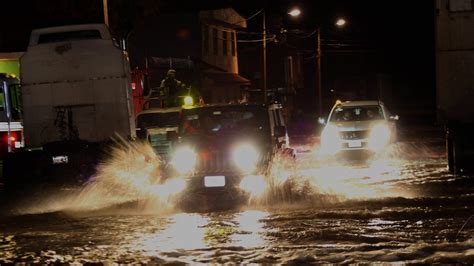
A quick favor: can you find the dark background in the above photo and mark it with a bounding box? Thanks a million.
[0,0,435,120]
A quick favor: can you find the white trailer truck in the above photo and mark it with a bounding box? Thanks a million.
[3,24,135,187]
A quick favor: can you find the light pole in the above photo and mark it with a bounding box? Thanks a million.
[316,27,322,116]
[103,0,109,27]
[262,10,267,104]
[288,8,346,116]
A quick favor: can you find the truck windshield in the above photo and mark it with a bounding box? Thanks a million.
[180,107,268,135]
[136,112,180,129]
[330,105,384,122]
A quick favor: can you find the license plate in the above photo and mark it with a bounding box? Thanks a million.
[204,176,226,187]
[348,140,362,148]
[52,155,69,164]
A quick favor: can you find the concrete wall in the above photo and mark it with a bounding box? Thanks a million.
[435,0,474,122]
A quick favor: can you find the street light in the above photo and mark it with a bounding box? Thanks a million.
[336,18,346,27]
[288,8,301,17]
[288,8,346,116]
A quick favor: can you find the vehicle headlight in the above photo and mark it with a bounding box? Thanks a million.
[320,124,341,154]
[233,143,259,172]
[369,124,390,151]
[171,146,197,173]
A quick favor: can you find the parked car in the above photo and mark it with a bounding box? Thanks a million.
[319,100,398,155]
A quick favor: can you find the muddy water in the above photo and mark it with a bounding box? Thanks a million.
[1,141,473,264]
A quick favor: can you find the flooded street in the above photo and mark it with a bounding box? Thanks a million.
[1,140,473,264]
[1,0,471,263]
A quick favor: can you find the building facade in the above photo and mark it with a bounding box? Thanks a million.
[131,8,250,106]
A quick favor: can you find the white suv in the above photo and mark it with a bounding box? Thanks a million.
[319,100,398,155]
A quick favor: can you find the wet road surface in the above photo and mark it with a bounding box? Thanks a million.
[1,139,473,264]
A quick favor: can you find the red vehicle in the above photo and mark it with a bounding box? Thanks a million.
[131,67,147,116]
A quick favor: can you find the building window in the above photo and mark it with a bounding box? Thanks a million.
[213,28,218,55]
[231,31,236,56]
[202,25,209,55]
[222,31,228,56]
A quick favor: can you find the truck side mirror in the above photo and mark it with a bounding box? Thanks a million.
[136,128,146,140]
[274,125,286,138]
[167,131,178,142]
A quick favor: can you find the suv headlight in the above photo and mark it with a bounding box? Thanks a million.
[233,143,259,172]
[369,124,390,150]
[171,146,197,173]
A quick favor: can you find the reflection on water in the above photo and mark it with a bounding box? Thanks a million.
[129,210,268,256]
[2,205,472,264]
[232,211,267,248]
[131,213,209,255]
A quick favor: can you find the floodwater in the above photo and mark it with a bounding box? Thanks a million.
[1,139,473,264]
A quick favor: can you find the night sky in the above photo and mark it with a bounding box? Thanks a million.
[0,0,435,118]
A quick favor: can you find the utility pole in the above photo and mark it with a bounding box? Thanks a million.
[316,27,322,116]
[262,10,267,104]
[288,8,345,116]
[103,0,109,27]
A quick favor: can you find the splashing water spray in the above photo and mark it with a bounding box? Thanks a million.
[17,137,442,215]
[68,139,186,213]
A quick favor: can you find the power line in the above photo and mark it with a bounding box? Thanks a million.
[226,8,264,26]
[216,34,276,43]
[245,8,264,21]
[236,30,266,35]
[237,36,276,43]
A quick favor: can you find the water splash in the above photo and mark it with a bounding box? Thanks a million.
[14,139,448,214]
[68,140,185,213]
[243,141,447,208]
[15,139,184,215]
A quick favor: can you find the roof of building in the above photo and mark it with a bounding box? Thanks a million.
[199,8,247,28]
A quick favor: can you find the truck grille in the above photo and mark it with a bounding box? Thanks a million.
[196,152,235,173]
[339,130,370,140]
[153,143,172,156]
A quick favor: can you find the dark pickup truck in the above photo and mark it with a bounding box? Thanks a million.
[167,103,293,209]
